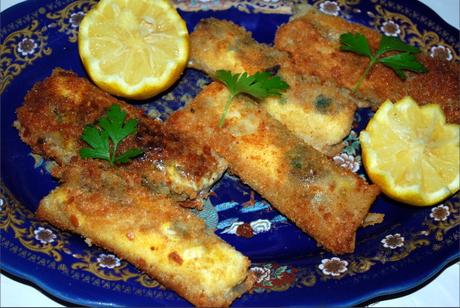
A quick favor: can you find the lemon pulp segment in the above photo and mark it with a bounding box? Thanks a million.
[360,97,459,206]
[78,0,189,99]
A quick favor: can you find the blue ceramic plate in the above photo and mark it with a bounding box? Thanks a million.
[1,0,459,306]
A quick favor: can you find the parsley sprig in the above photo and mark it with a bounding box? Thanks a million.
[339,32,427,92]
[215,69,289,127]
[80,104,143,165]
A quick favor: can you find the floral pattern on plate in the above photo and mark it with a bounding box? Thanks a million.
[1,0,459,307]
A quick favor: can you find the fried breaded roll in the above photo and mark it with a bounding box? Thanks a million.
[167,82,380,254]
[16,70,255,306]
[37,160,254,307]
[189,18,359,156]
[14,69,226,205]
[275,5,460,123]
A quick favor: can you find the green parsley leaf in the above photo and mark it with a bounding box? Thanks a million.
[340,32,373,57]
[80,104,143,165]
[215,69,289,127]
[114,148,144,164]
[339,32,427,91]
[80,126,111,161]
[376,35,421,56]
[378,52,428,79]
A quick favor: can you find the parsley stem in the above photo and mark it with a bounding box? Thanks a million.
[110,141,119,166]
[353,57,377,92]
[219,94,235,128]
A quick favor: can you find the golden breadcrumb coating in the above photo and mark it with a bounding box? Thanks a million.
[167,82,380,254]
[15,70,254,306]
[275,6,459,123]
[189,18,360,156]
[37,160,254,307]
[14,69,227,205]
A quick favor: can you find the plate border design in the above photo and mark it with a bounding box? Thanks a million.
[1,0,459,306]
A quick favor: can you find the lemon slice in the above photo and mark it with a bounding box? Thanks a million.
[360,97,459,206]
[78,0,189,99]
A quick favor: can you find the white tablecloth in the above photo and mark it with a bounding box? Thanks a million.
[1,0,459,306]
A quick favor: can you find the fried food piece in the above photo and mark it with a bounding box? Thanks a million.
[16,71,255,305]
[37,159,254,307]
[189,18,283,76]
[275,6,460,123]
[362,213,385,227]
[167,82,380,254]
[14,69,226,205]
[189,18,359,156]
[265,69,357,155]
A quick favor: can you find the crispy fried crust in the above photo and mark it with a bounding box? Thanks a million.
[15,70,254,306]
[167,82,380,254]
[14,69,227,203]
[37,160,254,307]
[189,18,359,156]
[189,18,284,76]
[275,6,460,123]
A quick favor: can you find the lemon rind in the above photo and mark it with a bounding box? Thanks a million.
[78,0,190,100]
[360,97,460,206]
